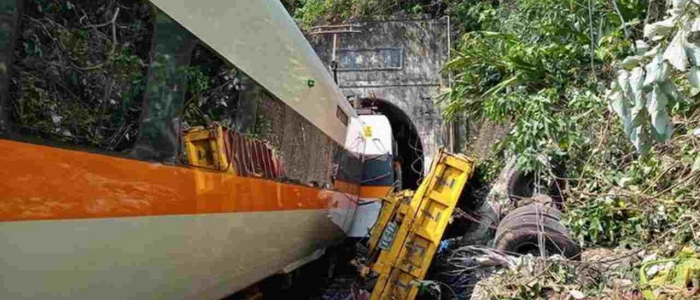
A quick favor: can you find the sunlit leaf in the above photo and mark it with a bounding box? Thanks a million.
[608,90,626,114]
[689,66,700,96]
[621,56,642,70]
[659,80,682,106]
[617,69,631,97]
[685,40,700,67]
[481,75,518,97]
[644,45,661,58]
[644,52,669,88]
[635,40,650,55]
[648,85,674,141]
[664,29,689,71]
[630,126,652,154]
[644,17,677,39]
[630,67,646,113]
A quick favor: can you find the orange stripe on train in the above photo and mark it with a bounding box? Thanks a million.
[360,186,393,198]
[0,139,359,222]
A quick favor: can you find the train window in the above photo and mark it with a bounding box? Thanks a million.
[0,0,20,133]
[336,105,348,126]
[4,0,154,152]
[129,9,195,162]
[132,10,269,163]
[182,44,243,130]
[181,44,270,137]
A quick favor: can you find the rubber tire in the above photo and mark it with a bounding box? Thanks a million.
[507,171,535,203]
[501,203,562,222]
[494,205,579,259]
[507,171,566,209]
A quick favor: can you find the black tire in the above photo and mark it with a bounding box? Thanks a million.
[501,203,562,222]
[494,205,579,259]
[507,170,535,203]
[507,171,566,209]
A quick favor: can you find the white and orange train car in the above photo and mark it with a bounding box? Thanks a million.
[0,0,396,299]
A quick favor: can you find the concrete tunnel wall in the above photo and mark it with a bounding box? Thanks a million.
[307,16,451,173]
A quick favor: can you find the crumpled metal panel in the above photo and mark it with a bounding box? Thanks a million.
[224,129,284,179]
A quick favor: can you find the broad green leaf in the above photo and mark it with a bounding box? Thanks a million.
[635,40,650,55]
[617,70,631,97]
[648,85,674,141]
[689,66,700,96]
[665,29,690,71]
[644,17,677,39]
[685,40,700,67]
[644,45,661,58]
[644,52,669,88]
[659,80,682,106]
[631,126,652,154]
[630,67,646,111]
[621,56,642,70]
[611,71,637,136]
[608,90,628,117]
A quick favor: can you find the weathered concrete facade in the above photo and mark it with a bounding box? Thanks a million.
[307,17,450,171]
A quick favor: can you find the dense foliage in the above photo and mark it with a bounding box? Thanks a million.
[438,0,700,254]
[9,0,153,151]
[281,0,459,29]
[607,0,700,153]
[182,44,242,129]
[440,0,648,171]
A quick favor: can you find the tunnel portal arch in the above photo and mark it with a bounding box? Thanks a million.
[358,98,424,190]
[307,16,450,184]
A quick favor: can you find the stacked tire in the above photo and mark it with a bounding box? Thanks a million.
[493,204,579,259]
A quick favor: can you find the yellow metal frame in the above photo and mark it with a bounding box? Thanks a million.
[183,124,235,173]
[367,148,475,300]
[183,124,237,194]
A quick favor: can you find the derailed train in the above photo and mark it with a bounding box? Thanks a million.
[0,0,396,299]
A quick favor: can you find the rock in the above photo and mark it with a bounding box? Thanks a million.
[569,290,586,299]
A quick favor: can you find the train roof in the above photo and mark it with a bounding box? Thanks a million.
[149,0,356,145]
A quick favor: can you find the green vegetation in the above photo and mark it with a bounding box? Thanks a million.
[436,0,700,252]
[281,0,456,29]
[9,0,154,151]
[182,44,242,130]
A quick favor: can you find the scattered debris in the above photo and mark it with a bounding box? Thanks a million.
[640,247,700,300]
[469,248,641,300]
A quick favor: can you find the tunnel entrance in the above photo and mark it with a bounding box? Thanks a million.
[358,99,424,190]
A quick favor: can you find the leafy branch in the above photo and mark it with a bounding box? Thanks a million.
[606,0,700,153]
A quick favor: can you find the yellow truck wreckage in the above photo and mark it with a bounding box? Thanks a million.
[360,148,476,300]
